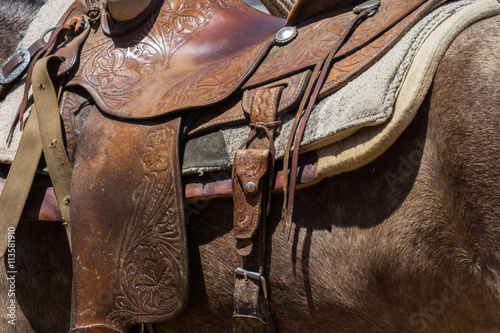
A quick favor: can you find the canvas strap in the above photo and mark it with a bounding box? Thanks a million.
[32,56,73,247]
[0,55,72,257]
[0,110,43,257]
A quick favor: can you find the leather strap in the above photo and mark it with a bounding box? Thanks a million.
[233,86,283,333]
[0,110,43,257]
[32,56,73,248]
[281,8,375,239]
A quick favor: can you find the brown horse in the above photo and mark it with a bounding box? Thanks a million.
[1,3,499,333]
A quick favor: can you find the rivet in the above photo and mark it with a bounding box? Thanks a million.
[50,139,57,148]
[245,182,257,193]
[38,83,45,90]
[64,195,70,205]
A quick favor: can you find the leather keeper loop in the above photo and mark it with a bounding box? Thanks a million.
[233,149,271,240]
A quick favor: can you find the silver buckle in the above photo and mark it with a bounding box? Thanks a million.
[0,25,59,85]
[233,268,268,299]
[0,49,31,85]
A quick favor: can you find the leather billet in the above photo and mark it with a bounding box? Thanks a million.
[232,86,283,332]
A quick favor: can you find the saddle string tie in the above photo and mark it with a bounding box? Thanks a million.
[9,15,86,137]
[281,8,376,240]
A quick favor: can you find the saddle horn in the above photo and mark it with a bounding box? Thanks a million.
[106,0,154,22]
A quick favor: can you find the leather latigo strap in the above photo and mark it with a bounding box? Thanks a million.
[232,86,283,333]
[280,7,376,238]
[71,114,189,331]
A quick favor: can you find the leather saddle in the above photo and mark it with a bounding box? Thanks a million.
[0,0,448,332]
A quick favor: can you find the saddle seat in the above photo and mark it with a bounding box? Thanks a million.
[67,0,285,118]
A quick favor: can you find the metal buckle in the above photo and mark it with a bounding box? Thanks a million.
[0,49,31,85]
[233,268,268,299]
[0,26,60,85]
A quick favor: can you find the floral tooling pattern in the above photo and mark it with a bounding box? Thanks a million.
[106,126,187,329]
[77,0,220,109]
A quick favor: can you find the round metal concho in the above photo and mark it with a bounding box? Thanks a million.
[275,26,297,44]
[245,182,257,193]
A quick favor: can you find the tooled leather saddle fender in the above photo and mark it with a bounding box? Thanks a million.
[1,0,449,332]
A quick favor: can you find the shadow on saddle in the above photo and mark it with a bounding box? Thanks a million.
[1,0,483,331]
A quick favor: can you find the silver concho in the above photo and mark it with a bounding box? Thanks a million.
[275,26,297,44]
